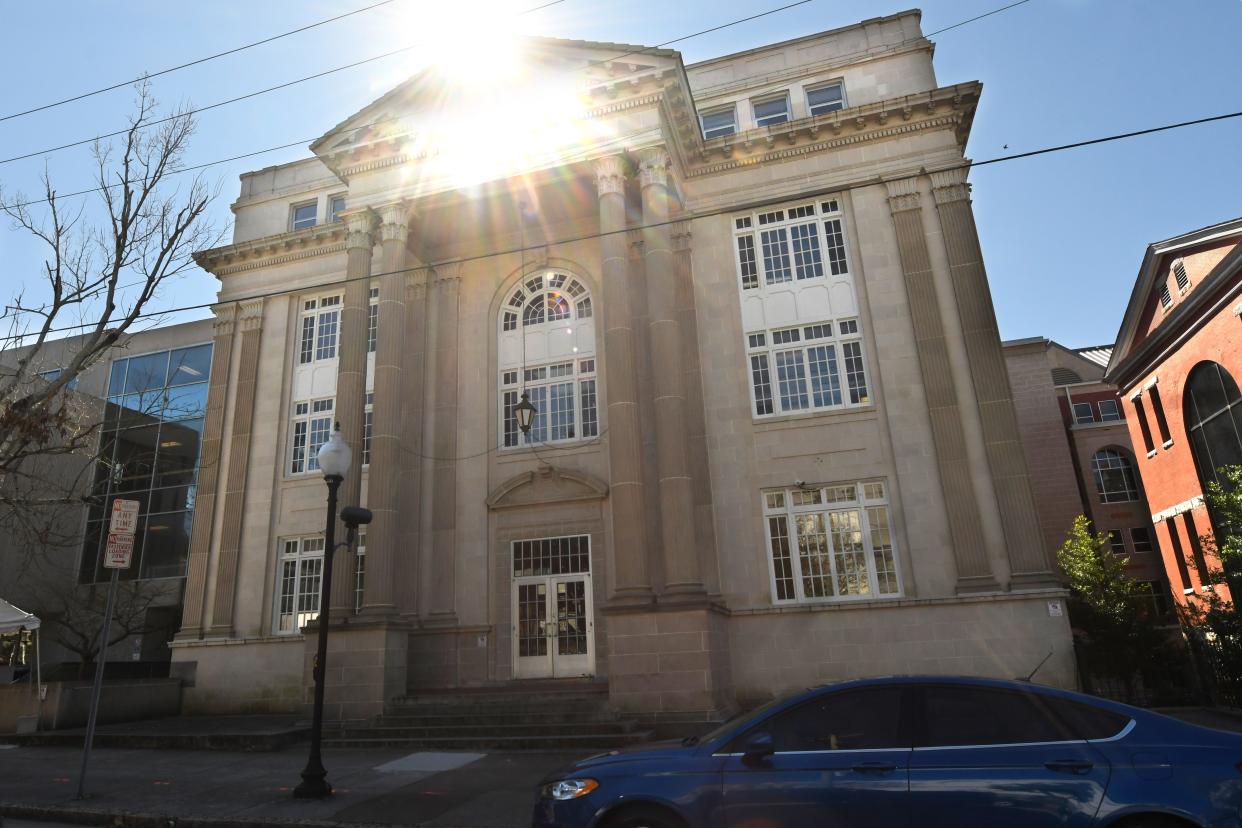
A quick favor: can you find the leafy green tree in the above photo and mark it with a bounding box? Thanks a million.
[1057,515,1168,696]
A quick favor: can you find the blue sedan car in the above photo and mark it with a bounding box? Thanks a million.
[532,676,1242,828]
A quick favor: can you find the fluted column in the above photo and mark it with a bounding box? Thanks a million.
[208,298,265,635]
[177,303,237,639]
[425,263,460,620]
[596,154,652,604]
[361,203,410,615]
[397,268,429,615]
[885,179,997,592]
[930,169,1054,585]
[330,209,377,613]
[638,148,702,596]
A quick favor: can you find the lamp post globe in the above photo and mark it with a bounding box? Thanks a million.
[317,425,351,479]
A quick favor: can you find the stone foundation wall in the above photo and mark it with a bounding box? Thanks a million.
[171,637,304,714]
[606,608,733,718]
[310,622,409,722]
[728,591,1075,707]
[406,626,490,690]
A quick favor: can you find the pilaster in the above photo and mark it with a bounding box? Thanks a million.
[425,262,461,622]
[177,303,237,639]
[207,298,265,635]
[884,178,997,592]
[397,267,430,616]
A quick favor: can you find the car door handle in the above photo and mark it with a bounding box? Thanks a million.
[1045,759,1094,774]
[851,762,897,773]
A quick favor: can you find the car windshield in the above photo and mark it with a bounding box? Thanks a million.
[689,694,793,746]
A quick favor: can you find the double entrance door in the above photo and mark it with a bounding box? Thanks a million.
[511,535,595,679]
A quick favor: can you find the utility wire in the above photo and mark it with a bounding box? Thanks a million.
[0,0,405,123]
[0,0,568,167]
[3,0,819,209]
[5,103,1240,346]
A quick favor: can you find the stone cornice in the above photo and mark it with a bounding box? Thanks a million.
[194,222,348,278]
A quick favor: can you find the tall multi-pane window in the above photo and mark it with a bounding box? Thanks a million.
[289,398,334,475]
[298,295,342,364]
[734,200,849,291]
[80,345,212,583]
[1091,448,1140,503]
[275,537,324,633]
[498,272,597,448]
[354,532,367,612]
[762,481,900,603]
[745,320,869,416]
[362,393,374,465]
[367,286,379,354]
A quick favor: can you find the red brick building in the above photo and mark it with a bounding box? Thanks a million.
[1106,217,1242,611]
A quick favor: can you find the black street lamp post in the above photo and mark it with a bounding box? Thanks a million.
[294,423,371,799]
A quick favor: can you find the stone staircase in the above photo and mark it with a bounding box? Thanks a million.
[324,681,654,751]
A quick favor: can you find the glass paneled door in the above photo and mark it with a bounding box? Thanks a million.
[512,536,595,679]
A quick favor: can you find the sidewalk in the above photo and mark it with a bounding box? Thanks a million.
[0,743,584,827]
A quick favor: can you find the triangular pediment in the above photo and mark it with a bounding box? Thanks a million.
[310,37,683,167]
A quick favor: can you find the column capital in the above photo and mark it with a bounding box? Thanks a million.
[637,147,671,189]
[378,201,412,245]
[593,154,628,198]
[211,303,238,336]
[885,177,922,214]
[343,208,378,251]
[405,267,430,299]
[930,167,971,205]
[238,297,265,332]
[432,261,462,292]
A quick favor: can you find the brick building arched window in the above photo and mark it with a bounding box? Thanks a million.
[1184,361,1242,493]
[1091,448,1139,503]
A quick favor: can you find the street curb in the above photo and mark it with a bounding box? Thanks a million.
[0,803,366,828]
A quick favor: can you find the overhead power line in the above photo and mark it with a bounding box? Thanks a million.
[4,0,1033,211]
[0,0,405,123]
[5,103,1240,346]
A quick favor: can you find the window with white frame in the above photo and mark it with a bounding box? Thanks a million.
[762,480,900,603]
[367,286,379,354]
[289,398,334,475]
[498,272,597,448]
[806,82,845,116]
[700,106,737,139]
[275,536,324,633]
[1098,399,1121,422]
[354,531,366,612]
[330,194,347,224]
[753,94,790,128]
[298,295,342,364]
[1072,402,1094,425]
[734,200,849,291]
[362,392,374,465]
[745,319,869,416]
[291,201,317,231]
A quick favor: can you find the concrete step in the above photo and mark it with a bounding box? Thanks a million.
[376,710,622,726]
[338,720,640,739]
[323,731,653,751]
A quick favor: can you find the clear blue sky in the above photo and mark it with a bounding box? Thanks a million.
[2,0,1239,349]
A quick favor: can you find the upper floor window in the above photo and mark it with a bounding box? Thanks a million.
[1073,402,1094,425]
[37,368,79,390]
[362,392,374,465]
[746,319,869,417]
[700,106,737,140]
[734,200,848,291]
[291,201,317,232]
[1098,399,1121,422]
[806,82,845,116]
[298,295,342,364]
[498,272,597,448]
[289,398,334,475]
[367,286,379,354]
[1184,361,1242,494]
[762,480,900,603]
[330,195,347,224]
[1092,448,1139,503]
[753,94,790,128]
[275,536,324,634]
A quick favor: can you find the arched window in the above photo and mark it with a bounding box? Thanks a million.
[498,272,597,448]
[1092,448,1139,503]
[1184,361,1242,492]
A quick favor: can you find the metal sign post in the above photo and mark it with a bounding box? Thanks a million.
[76,499,138,800]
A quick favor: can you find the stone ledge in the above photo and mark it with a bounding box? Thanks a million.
[170,634,304,649]
[730,587,1069,617]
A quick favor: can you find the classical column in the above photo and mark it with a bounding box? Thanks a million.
[425,263,460,621]
[595,154,652,603]
[208,298,265,635]
[177,303,237,639]
[638,148,702,596]
[885,179,997,592]
[672,224,721,594]
[930,169,1054,585]
[397,267,429,615]
[360,203,409,615]
[330,209,377,613]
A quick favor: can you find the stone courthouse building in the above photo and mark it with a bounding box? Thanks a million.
[171,9,1074,720]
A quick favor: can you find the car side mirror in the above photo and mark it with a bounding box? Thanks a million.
[742,731,774,764]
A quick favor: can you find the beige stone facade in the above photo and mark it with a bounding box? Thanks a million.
[170,10,1074,721]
